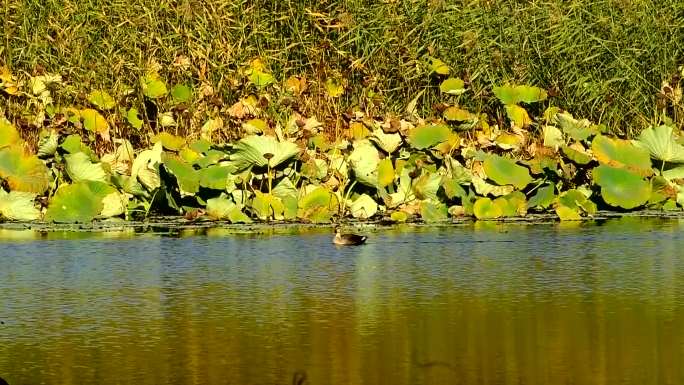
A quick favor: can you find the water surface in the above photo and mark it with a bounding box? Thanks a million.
[1,219,684,385]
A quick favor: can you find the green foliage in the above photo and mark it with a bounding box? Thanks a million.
[483,155,532,189]
[593,165,651,209]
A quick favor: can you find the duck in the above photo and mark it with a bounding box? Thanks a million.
[333,226,367,246]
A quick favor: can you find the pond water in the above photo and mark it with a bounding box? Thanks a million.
[1,218,684,385]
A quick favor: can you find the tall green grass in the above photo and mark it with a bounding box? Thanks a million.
[3,0,684,135]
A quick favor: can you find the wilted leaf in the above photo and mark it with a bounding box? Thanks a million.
[555,112,596,141]
[370,129,403,154]
[0,190,40,221]
[592,135,652,176]
[298,186,338,222]
[505,105,532,128]
[377,158,395,188]
[81,109,110,141]
[325,77,344,98]
[561,144,592,165]
[242,119,268,135]
[0,118,21,149]
[0,146,50,194]
[543,125,564,148]
[443,107,475,122]
[206,196,236,220]
[37,130,59,158]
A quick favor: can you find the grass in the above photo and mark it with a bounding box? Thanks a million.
[2,0,684,137]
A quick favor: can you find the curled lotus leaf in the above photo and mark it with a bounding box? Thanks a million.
[162,154,199,196]
[348,139,380,187]
[370,129,403,154]
[593,165,650,209]
[132,142,163,191]
[439,77,466,95]
[0,146,50,194]
[45,181,115,223]
[493,85,548,105]
[0,190,40,221]
[554,112,596,141]
[408,124,452,150]
[297,186,339,223]
[473,197,503,220]
[349,194,378,219]
[504,105,532,128]
[591,135,652,176]
[231,135,300,171]
[65,152,109,183]
[471,175,515,197]
[483,154,532,189]
[636,125,684,163]
[250,192,285,220]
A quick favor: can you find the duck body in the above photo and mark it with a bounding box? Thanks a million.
[333,229,367,246]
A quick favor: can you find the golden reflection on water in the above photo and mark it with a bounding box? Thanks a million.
[0,219,683,385]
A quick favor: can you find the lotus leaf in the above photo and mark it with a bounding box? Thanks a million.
[348,139,380,187]
[272,177,298,200]
[543,125,564,148]
[349,122,371,140]
[159,113,176,128]
[443,107,475,122]
[525,156,559,175]
[662,165,684,180]
[561,144,592,165]
[555,112,596,141]
[231,135,300,171]
[441,176,467,200]
[88,90,116,110]
[556,205,582,221]
[420,201,448,223]
[301,158,328,181]
[100,191,128,218]
[37,130,59,158]
[439,78,466,95]
[171,84,192,103]
[45,181,115,223]
[81,109,110,140]
[637,125,684,163]
[126,108,144,130]
[554,189,596,220]
[495,132,523,150]
[493,85,548,105]
[198,165,233,190]
[298,187,338,223]
[413,172,442,201]
[593,165,650,209]
[377,158,395,188]
[0,190,40,221]
[142,73,168,98]
[65,152,109,183]
[195,150,227,168]
[0,118,21,149]
[483,154,532,189]
[408,124,451,149]
[250,192,285,220]
[250,70,275,88]
[471,175,515,196]
[473,197,503,219]
[228,207,252,223]
[495,191,527,217]
[370,129,403,154]
[151,132,186,151]
[0,146,50,194]
[390,211,409,222]
[448,205,465,217]
[527,183,555,209]
[504,105,532,128]
[190,139,212,154]
[131,142,163,191]
[662,199,679,211]
[591,135,652,176]
[206,196,236,219]
[349,194,378,219]
[162,154,199,196]
[427,57,450,75]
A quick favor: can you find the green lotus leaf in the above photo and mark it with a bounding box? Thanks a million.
[228,206,252,223]
[591,135,652,176]
[556,205,582,221]
[527,183,555,209]
[198,165,233,190]
[151,132,186,151]
[272,177,298,200]
[65,152,109,183]
[37,129,59,158]
[471,175,515,196]
[301,158,328,181]
[377,158,395,188]
[495,191,527,217]
[427,57,450,75]
[593,165,650,209]
[0,190,40,221]
[281,195,298,220]
[473,197,503,220]
[0,146,50,194]
[349,194,378,219]
[81,109,110,139]
[132,142,163,191]
[100,191,128,218]
[662,165,684,181]
[126,108,144,130]
[171,84,192,103]
[554,112,596,141]
[543,125,564,148]
[441,176,467,200]
[0,118,21,149]
[206,196,236,220]
[525,156,559,175]
[45,181,115,223]
[250,70,275,88]
[231,135,300,171]
[88,90,116,110]
[443,106,475,122]
[561,145,592,165]
[408,124,451,150]
[190,139,212,154]
[390,211,409,222]
[142,73,168,99]
[242,118,268,135]
[662,199,679,211]
[493,85,548,105]
[297,186,338,223]
[483,154,532,189]
[162,154,199,196]
[420,201,448,223]
[439,77,466,95]
[250,192,285,220]
[348,139,380,187]
[195,150,227,168]
[637,125,684,163]
[557,189,597,216]
[413,171,442,201]
[504,104,531,128]
[370,129,403,154]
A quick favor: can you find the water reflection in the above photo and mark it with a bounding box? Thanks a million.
[1,219,684,384]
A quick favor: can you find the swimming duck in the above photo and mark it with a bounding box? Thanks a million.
[333,227,367,246]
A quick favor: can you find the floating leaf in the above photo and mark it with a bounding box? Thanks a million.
[555,189,596,220]
[592,135,652,176]
[142,73,168,99]
[151,132,186,151]
[439,78,466,95]
[88,90,116,110]
[45,181,115,223]
[637,125,684,163]
[65,152,109,183]
[493,85,548,104]
[0,190,40,221]
[231,135,300,171]
[0,146,50,194]
[593,165,650,209]
[126,108,144,130]
[473,197,503,219]
[171,84,192,103]
[483,154,532,189]
[349,194,378,219]
[408,124,451,149]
